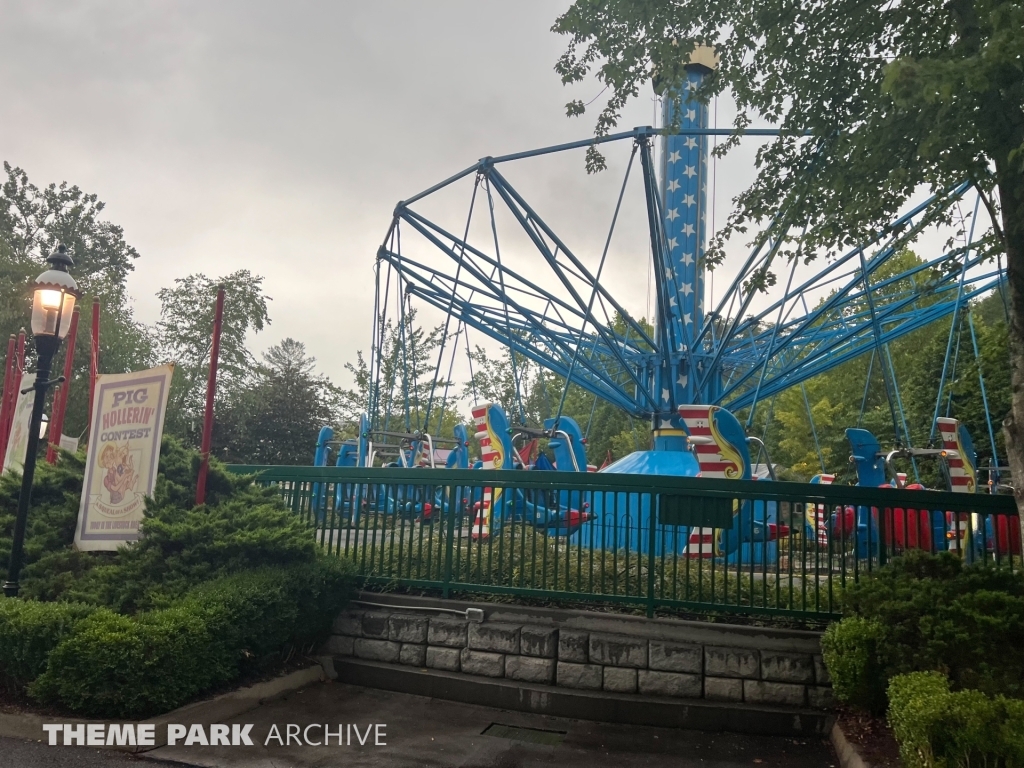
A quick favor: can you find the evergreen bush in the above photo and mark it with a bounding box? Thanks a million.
[0,599,97,693]
[0,436,357,717]
[1,437,318,608]
[30,558,354,719]
[888,671,1024,768]
[821,551,1024,715]
[821,616,888,714]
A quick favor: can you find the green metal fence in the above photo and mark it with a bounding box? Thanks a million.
[227,465,1020,621]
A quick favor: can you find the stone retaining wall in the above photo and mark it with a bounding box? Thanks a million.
[325,603,833,709]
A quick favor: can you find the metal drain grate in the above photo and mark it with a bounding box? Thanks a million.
[482,723,567,746]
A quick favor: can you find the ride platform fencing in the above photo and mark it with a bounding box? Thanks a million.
[226,466,1020,621]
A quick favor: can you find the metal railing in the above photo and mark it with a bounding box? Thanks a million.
[227,465,1021,621]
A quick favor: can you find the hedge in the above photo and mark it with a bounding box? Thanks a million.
[821,551,1024,714]
[0,600,98,693]
[821,616,888,714]
[28,557,355,719]
[888,672,1024,768]
[2,436,307,608]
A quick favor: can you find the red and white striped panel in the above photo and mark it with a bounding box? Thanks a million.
[683,527,715,558]
[471,498,491,539]
[470,404,497,538]
[472,406,495,468]
[678,405,741,478]
[936,417,974,493]
[809,475,834,547]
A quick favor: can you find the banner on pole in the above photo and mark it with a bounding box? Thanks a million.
[75,364,173,551]
[2,373,36,476]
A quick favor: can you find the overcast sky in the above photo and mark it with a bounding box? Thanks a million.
[2,1,969,398]
[0,2,757,384]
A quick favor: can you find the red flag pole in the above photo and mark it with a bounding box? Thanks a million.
[12,327,26,415]
[88,299,100,430]
[195,286,225,506]
[1,330,26,471]
[0,334,16,468]
[46,307,80,463]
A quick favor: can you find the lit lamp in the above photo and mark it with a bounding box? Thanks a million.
[2,245,79,598]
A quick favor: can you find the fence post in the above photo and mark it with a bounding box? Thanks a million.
[877,507,888,570]
[647,497,657,618]
[442,487,457,598]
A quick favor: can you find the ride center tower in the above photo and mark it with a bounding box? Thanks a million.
[650,45,718,451]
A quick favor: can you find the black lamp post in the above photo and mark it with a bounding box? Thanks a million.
[2,245,78,598]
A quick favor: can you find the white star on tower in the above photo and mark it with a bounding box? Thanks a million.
[684,194,696,207]
[684,165,697,178]
[667,178,681,192]
[685,137,698,149]
[686,109,696,121]
[666,208,679,221]
[682,252,695,266]
[668,150,682,163]
[666,238,678,251]
[682,223,695,236]
[683,312,692,325]
[681,283,693,296]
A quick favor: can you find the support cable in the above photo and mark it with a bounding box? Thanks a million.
[858,248,903,447]
[930,195,980,444]
[801,383,826,474]
[946,323,963,418]
[967,311,1001,468]
[484,175,527,425]
[554,145,637,424]
[857,350,875,428]
[424,176,481,433]
[746,246,801,428]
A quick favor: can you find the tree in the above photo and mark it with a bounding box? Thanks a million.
[463,313,657,465]
[741,289,1009,492]
[341,310,461,442]
[552,2,1024,536]
[213,338,342,465]
[0,162,153,440]
[155,271,271,442]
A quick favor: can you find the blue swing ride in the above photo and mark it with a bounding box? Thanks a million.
[315,51,1015,564]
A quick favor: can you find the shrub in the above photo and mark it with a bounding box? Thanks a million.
[0,599,97,693]
[823,551,1024,712]
[29,605,229,718]
[888,672,1024,768]
[1,436,253,589]
[63,488,316,613]
[1,436,313,608]
[822,616,889,714]
[30,557,354,718]
[0,452,91,588]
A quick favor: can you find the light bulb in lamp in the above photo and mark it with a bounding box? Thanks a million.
[31,245,79,341]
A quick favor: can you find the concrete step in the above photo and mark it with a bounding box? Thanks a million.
[332,657,833,737]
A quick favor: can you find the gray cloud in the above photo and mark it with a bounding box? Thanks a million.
[0,1,780,392]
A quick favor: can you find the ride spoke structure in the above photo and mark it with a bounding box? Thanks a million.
[373,56,1006,448]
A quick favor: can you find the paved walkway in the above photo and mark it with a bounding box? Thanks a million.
[0,738,136,768]
[143,681,836,768]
